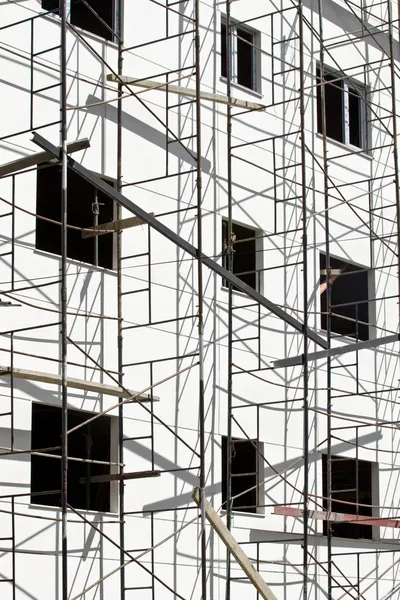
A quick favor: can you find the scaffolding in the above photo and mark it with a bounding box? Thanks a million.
[0,0,399,599]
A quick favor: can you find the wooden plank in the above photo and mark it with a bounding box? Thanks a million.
[82,213,155,239]
[192,487,278,600]
[0,365,157,402]
[0,138,90,178]
[274,506,400,529]
[80,470,161,484]
[107,74,266,111]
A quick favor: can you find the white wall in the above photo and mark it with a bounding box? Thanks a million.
[0,0,399,598]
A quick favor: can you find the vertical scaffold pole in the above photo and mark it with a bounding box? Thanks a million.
[116,1,125,598]
[316,1,333,598]
[194,0,207,597]
[60,1,69,599]
[298,1,309,598]
[225,1,233,599]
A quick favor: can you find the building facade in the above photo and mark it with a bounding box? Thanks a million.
[0,0,399,599]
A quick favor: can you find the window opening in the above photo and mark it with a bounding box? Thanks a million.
[222,219,258,290]
[221,436,259,514]
[36,164,115,269]
[320,253,370,341]
[322,454,373,540]
[42,0,115,41]
[221,18,259,92]
[316,66,366,150]
[31,403,113,512]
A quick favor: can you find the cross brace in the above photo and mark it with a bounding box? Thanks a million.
[31,133,328,349]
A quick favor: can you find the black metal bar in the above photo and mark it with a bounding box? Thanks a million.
[60,1,68,599]
[31,133,329,350]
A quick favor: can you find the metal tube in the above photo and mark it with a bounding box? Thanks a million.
[116,1,125,598]
[194,0,207,597]
[225,3,233,599]
[298,1,310,599]
[316,1,333,597]
[60,1,69,599]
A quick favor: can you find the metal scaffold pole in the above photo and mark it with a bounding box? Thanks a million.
[60,1,69,599]
[194,0,207,597]
[298,1,309,597]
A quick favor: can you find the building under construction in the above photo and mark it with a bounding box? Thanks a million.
[0,0,399,598]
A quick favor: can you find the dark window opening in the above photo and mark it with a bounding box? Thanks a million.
[222,220,257,290]
[237,27,254,90]
[221,21,227,80]
[42,0,115,41]
[317,66,344,144]
[36,165,114,269]
[31,403,112,512]
[349,86,362,148]
[320,254,369,341]
[222,436,258,513]
[316,66,365,149]
[221,20,257,92]
[322,454,373,540]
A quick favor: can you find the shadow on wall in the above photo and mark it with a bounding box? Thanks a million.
[85,94,212,174]
[307,0,400,60]
[127,429,382,512]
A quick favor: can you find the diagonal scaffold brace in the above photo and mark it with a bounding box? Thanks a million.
[31,132,328,350]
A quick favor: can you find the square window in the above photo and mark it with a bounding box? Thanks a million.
[42,0,115,41]
[221,436,261,514]
[31,403,115,512]
[316,65,367,150]
[322,454,373,540]
[320,254,370,341]
[221,18,260,92]
[222,219,259,291]
[36,165,115,269]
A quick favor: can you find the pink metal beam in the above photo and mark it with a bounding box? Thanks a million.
[274,506,400,529]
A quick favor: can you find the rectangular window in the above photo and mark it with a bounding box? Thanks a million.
[322,454,373,540]
[222,219,258,291]
[316,65,367,150]
[320,254,370,341]
[31,403,114,512]
[42,0,115,41]
[36,165,115,269]
[221,436,261,514]
[221,18,260,92]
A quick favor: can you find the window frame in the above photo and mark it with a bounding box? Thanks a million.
[35,165,117,270]
[321,454,379,541]
[316,63,369,152]
[30,402,119,514]
[42,0,117,43]
[221,16,261,94]
[221,435,264,515]
[221,218,263,293]
[319,252,373,342]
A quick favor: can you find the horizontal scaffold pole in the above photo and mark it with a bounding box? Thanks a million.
[31,133,328,349]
